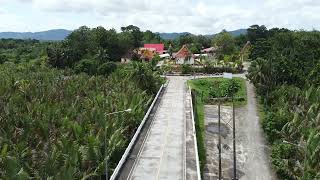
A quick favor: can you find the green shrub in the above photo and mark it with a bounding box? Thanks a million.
[208,79,242,99]
[271,143,298,180]
[74,59,98,75]
[98,62,117,76]
[151,55,161,67]
[181,64,192,74]
[130,62,164,95]
[0,54,8,64]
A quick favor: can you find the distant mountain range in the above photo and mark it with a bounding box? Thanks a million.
[0,29,72,41]
[158,29,247,40]
[0,29,247,41]
[228,29,247,36]
[157,32,191,40]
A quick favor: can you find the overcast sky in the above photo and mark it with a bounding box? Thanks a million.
[0,0,319,34]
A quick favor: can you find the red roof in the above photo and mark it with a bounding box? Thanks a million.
[144,44,165,53]
[175,45,193,58]
[201,47,217,53]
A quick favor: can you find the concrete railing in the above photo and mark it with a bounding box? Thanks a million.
[189,86,202,180]
[110,83,165,180]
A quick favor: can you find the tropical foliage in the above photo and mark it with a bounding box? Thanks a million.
[0,61,163,179]
[0,24,165,179]
[247,25,320,179]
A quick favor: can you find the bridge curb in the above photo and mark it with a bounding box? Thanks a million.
[189,86,202,180]
[110,83,165,180]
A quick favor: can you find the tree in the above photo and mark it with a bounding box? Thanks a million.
[195,35,211,48]
[97,62,117,76]
[150,55,161,68]
[121,25,143,48]
[91,26,109,49]
[247,25,268,44]
[212,30,236,55]
[189,43,201,54]
[143,30,161,44]
[105,29,123,61]
[178,34,194,46]
[74,59,98,75]
[65,26,93,58]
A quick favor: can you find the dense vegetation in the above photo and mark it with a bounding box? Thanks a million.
[0,25,164,179]
[165,30,247,54]
[0,62,163,179]
[188,78,247,175]
[0,39,48,64]
[246,25,320,179]
[0,25,247,179]
[2,22,319,179]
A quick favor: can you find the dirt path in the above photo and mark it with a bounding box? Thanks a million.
[238,81,276,180]
[203,81,276,180]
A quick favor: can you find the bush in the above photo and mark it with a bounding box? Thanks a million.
[74,59,98,75]
[209,79,242,98]
[151,55,161,67]
[98,62,117,76]
[203,65,241,74]
[0,54,8,64]
[181,64,192,74]
[271,143,298,179]
[129,62,164,95]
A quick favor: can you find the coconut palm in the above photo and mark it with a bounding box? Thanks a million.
[0,62,163,179]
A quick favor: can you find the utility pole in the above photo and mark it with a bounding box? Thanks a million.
[218,100,222,180]
[211,96,242,180]
[232,95,237,180]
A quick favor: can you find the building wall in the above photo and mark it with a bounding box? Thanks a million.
[176,57,194,65]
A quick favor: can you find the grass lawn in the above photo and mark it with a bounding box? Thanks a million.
[189,77,247,106]
[188,77,247,176]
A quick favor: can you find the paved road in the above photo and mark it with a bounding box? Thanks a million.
[127,76,191,180]
[238,81,276,180]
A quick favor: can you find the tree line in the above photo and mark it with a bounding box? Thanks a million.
[246,25,320,179]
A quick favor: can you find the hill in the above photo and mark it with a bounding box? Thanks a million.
[0,29,72,41]
[157,32,191,40]
[158,29,247,40]
[228,29,247,36]
[0,28,247,41]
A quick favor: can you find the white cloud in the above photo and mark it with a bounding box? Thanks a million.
[0,0,320,34]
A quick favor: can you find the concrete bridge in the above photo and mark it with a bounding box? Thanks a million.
[112,76,200,180]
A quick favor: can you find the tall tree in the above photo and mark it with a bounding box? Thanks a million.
[121,25,143,48]
[247,25,268,44]
[212,30,236,55]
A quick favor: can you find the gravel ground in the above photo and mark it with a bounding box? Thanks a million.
[203,81,277,180]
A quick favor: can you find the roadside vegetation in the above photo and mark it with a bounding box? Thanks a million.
[246,25,320,179]
[0,62,163,179]
[0,25,164,179]
[188,77,247,175]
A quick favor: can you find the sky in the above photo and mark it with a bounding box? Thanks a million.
[0,0,320,34]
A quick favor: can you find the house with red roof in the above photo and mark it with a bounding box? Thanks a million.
[173,45,195,64]
[201,46,218,57]
[144,44,166,54]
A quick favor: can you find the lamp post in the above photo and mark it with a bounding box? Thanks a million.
[104,108,132,180]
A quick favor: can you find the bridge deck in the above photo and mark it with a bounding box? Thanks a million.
[127,77,188,180]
